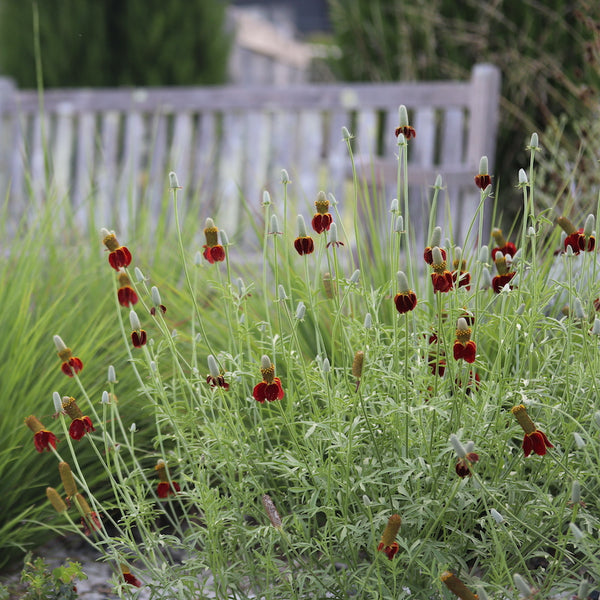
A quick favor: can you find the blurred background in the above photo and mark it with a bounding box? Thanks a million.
[0,0,599,219]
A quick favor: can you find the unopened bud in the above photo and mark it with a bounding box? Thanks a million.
[490,508,504,524]
[591,318,600,336]
[130,422,137,433]
[278,284,288,300]
[328,222,339,245]
[134,267,145,282]
[194,251,202,266]
[573,432,586,448]
[280,169,290,184]
[207,355,220,378]
[584,214,595,237]
[220,229,229,246]
[434,174,443,189]
[529,133,539,149]
[364,313,372,329]
[349,269,360,284]
[168,171,180,189]
[342,126,352,141]
[295,301,306,320]
[478,245,489,263]
[571,480,581,505]
[390,198,399,213]
[431,226,442,248]
[101,391,110,404]
[322,358,330,373]
[398,105,409,127]
[151,286,162,308]
[527,226,535,237]
[107,365,117,383]
[262,191,271,206]
[478,156,488,175]
[450,434,467,458]
[129,310,141,331]
[297,214,308,237]
[518,169,528,185]
[394,215,404,233]
[480,267,492,289]
[270,214,280,234]
[52,392,62,414]
[573,298,586,320]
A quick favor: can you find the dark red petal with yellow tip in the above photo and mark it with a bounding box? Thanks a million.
[491,242,517,260]
[294,236,315,255]
[394,291,417,314]
[131,330,147,348]
[118,286,138,307]
[265,379,284,401]
[474,173,491,190]
[312,213,333,234]
[108,246,132,270]
[492,272,515,293]
[34,430,58,452]
[454,340,477,363]
[423,247,447,265]
[202,245,215,264]
[157,481,180,498]
[377,542,400,560]
[431,271,453,293]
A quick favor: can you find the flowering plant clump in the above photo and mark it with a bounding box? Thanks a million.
[17,133,600,598]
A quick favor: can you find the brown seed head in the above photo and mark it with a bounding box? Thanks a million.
[262,494,282,528]
[352,351,365,379]
[557,216,577,235]
[440,571,478,600]
[118,271,132,287]
[204,226,219,247]
[59,461,78,498]
[25,415,44,434]
[380,514,402,547]
[46,487,68,513]
[103,232,120,252]
[260,365,275,384]
[315,198,330,215]
[62,397,83,420]
[491,228,506,247]
[57,347,73,362]
[511,404,536,435]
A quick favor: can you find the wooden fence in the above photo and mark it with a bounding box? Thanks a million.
[0,64,500,248]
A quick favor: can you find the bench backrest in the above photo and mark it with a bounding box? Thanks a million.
[0,64,500,246]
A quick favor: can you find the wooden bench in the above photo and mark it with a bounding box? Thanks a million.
[0,64,500,248]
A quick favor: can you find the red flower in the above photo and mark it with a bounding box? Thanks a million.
[203,244,226,263]
[511,404,553,457]
[294,236,314,255]
[61,357,83,377]
[431,271,453,293]
[102,231,132,270]
[121,566,142,588]
[131,329,147,348]
[455,452,479,478]
[62,397,95,440]
[394,291,417,314]
[423,246,446,265]
[452,270,471,289]
[25,415,58,452]
[118,286,138,307]
[490,229,517,260]
[557,216,596,255]
[203,218,226,263]
[453,340,476,363]
[253,356,285,403]
[117,271,138,307]
[474,173,491,190]
[394,125,416,140]
[207,374,229,390]
[253,378,285,402]
[155,460,180,498]
[377,514,401,560]
[54,336,83,377]
[312,213,333,235]
[69,416,95,440]
[492,272,515,293]
[312,192,333,234]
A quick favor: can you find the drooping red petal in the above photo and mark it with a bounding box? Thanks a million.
[294,236,315,255]
[118,286,138,307]
[253,382,267,403]
[109,246,132,270]
[463,341,477,364]
[522,434,533,457]
[452,271,471,289]
[311,213,333,234]
[209,245,226,262]
[34,430,58,452]
[202,245,215,264]
[491,242,517,260]
[423,247,447,265]
[377,542,399,560]
[81,512,102,535]
[394,291,417,314]
[527,430,553,456]
[431,271,453,293]
[69,416,95,440]
[492,272,516,293]
[123,572,142,587]
[131,330,147,348]
[474,173,491,190]
[157,481,180,498]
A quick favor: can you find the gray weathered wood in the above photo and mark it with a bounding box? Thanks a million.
[0,64,501,246]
